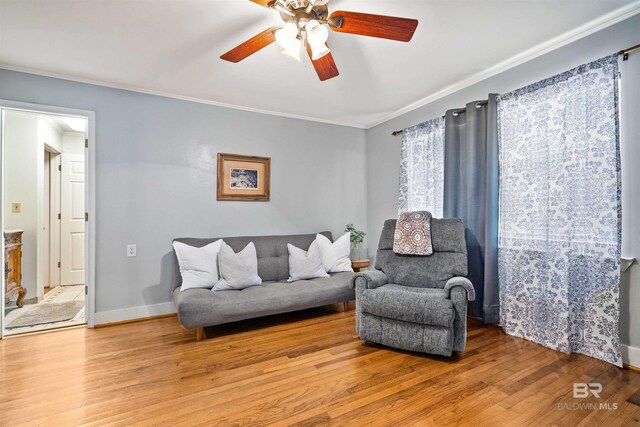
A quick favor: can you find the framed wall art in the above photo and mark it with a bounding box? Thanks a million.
[216,153,271,201]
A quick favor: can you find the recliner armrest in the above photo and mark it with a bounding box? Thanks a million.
[350,269,388,290]
[444,277,476,301]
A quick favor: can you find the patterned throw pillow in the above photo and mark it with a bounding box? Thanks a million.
[393,211,433,256]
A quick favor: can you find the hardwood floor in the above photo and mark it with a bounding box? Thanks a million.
[1,306,640,426]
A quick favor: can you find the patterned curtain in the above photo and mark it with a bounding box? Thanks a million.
[398,117,445,217]
[498,54,621,366]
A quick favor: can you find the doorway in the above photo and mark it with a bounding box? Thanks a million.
[1,103,95,337]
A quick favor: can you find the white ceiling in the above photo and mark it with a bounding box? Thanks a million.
[43,115,87,134]
[1,0,638,128]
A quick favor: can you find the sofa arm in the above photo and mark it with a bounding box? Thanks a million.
[351,269,388,336]
[350,269,388,290]
[445,276,475,353]
[444,277,476,302]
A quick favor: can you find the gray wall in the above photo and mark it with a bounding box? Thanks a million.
[365,14,640,351]
[0,71,367,313]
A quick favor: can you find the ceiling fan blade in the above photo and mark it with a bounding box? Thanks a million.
[249,0,274,8]
[328,11,418,42]
[220,26,279,63]
[306,42,339,81]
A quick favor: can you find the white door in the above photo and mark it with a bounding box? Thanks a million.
[60,153,85,285]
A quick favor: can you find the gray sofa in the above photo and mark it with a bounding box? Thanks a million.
[351,218,475,356]
[172,231,355,340]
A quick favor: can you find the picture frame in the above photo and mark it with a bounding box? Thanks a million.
[216,153,271,201]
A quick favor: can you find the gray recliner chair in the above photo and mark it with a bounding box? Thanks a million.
[351,218,475,356]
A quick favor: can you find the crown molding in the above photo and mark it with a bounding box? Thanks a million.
[363,1,640,129]
[0,64,365,129]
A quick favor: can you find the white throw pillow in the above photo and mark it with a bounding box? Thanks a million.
[213,242,263,291]
[173,240,223,292]
[316,233,354,273]
[287,240,330,282]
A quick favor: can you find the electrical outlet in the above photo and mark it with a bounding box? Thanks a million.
[11,203,21,213]
[127,244,137,257]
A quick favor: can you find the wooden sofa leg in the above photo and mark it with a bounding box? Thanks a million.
[343,301,349,312]
[196,327,206,341]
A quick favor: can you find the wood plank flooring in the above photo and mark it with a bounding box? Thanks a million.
[1,306,640,426]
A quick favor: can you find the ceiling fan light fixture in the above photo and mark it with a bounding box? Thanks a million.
[310,43,330,60]
[275,22,299,49]
[305,20,328,44]
[305,19,330,60]
[281,37,302,61]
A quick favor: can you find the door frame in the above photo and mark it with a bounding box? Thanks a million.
[0,100,96,336]
[47,150,62,289]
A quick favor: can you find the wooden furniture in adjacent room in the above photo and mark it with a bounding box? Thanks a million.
[4,230,26,308]
[350,259,369,272]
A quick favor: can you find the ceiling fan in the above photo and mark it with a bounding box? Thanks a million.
[220,0,419,81]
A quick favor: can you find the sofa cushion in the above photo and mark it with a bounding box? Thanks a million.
[214,242,262,291]
[173,231,333,289]
[174,272,354,327]
[381,284,448,299]
[359,313,454,356]
[316,233,354,273]
[360,285,454,327]
[287,241,329,281]
[173,240,223,291]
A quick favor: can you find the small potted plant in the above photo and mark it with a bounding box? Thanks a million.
[345,224,366,260]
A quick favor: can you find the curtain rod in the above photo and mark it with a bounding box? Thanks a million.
[392,43,640,137]
[619,42,640,61]
[391,100,488,137]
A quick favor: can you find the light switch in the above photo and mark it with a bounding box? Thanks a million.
[11,203,21,213]
[127,244,137,257]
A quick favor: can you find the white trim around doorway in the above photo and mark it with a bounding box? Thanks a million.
[0,99,96,336]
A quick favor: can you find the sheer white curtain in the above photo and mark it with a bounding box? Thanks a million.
[397,117,445,217]
[498,54,621,366]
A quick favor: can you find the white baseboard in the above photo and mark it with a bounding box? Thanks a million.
[621,344,640,368]
[94,302,176,326]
